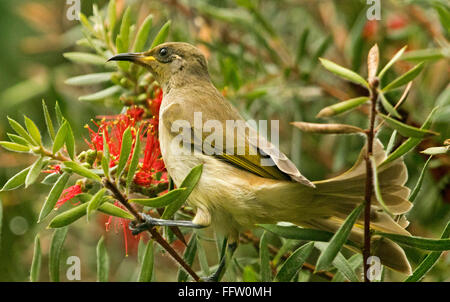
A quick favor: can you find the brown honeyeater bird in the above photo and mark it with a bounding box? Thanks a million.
[109,42,412,280]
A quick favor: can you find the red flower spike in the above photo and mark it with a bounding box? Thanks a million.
[55,185,82,209]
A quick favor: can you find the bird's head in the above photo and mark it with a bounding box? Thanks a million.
[108,42,209,88]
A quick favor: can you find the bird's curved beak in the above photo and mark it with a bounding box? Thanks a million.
[107,52,156,65]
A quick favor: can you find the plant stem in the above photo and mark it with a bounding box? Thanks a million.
[363,78,379,282]
[102,178,201,282]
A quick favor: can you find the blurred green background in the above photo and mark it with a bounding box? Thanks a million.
[0,0,448,281]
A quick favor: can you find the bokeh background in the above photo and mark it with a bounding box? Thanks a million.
[0,0,448,281]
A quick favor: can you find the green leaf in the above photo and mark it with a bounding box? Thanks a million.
[97,236,109,282]
[378,45,407,80]
[130,188,186,207]
[0,200,2,249]
[379,113,438,138]
[42,100,55,140]
[242,265,259,282]
[65,73,113,86]
[296,28,309,64]
[138,240,154,282]
[315,242,360,282]
[98,202,134,220]
[197,238,211,276]
[319,58,369,88]
[381,107,438,166]
[126,129,141,194]
[79,85,122,102]
[25,157,45,188]
[64,161,101,182]
[7,133,30,146]
[258,224,334,242]
[401,48,445,62]
[162,164,203,219]
[404,221,450,282]
[0,141,30,152]
[30,234,42,282]
[133,15,153,52]
[150,20,171,48]
[63,52,106,65]
[24,116,41,145]
[7,117,37,146]
[107,0,116,32]
[52,122,68,154]
[370,156,394,215]
[382,63,425,92]
[48,203,88,228]
[65,123,75,160]
[409,156,432,202]
[87,188,107,221]
[1,167,31,191]
[101,131,110,179]
[332,254,362,282]
[376,232,450,251]
[421,146,449,155]
[178,234,198,282]
[379,92,401,119]
[316,97,369,118]
[116,127,132,180]
[276,242,314,282]
[38,172,71,222]
[55,101,64,127]
[259,231,271,282]
[315,203,364,272]
[49,227,68,282]
[119,7,132,51]
[42,172,60,185]
[386,130,397,155]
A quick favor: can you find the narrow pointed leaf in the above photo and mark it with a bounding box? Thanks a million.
[404,221,450,282]
[276,242,314,282]
[49,227,68,282]
[260,231,271,282]
[79,85,122,102]
[401,48,445,62]
[379,92,402,119]
[291,122,364,134]
[65,73,113,86]
[48,203,88,228]
[24,116,41,145]
[177,234,197,282]
[64,162,101,182]
[1,167,31,191]
[42,100,55,140]
[197,239,211,276]
[316,97,369,118]
[7,133,30,146]
[319,58,369,88]
[162,164,203,219]
[130,188,186,207]
[87,188,107,221]
[133,15,153,52]
[332,254,362,282]
[296,28,309,64]
[151,20,171,48]
[55,102,64,127]
[30,234,42,282]
[370,156,394,215]
[42,172,60,185]
[0,141,30,152]
[101,131,110,178]
[97,236,109,282]
[421,146,448,155]
[65,123,75,160]
[409,156,432,202]
[116,127,132,179]
[315,203,364,272]
[7,117,37,145]
[258,224,335,242]
[379,113,438,138]
[126,129,141,194]
[378,46,407,80]
[98,202,134,220]
[52,122,68,154]
[375,232,450,251]
[138,240,154,282]
[63,52,106,65]
[38,172,71,222]
[315,242,360,282]
[386,130,397,155]
[25,157,45,188]
[107,0,116,31]
[382,63,424,92]
[119,7,132,51]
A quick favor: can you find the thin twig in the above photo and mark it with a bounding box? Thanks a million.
[102,178,201,282]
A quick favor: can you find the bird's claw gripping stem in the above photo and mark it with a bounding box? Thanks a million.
[129,213,206,235]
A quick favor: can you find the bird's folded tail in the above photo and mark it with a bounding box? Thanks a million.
[303,139,413,275]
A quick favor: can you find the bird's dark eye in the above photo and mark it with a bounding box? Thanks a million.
[159,47,168,57]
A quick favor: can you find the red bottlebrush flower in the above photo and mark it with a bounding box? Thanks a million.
[42,165,62,174]
[363,20,379,40]
[55,184,82,209]
[104,201,140,256]
[387,15,408,30]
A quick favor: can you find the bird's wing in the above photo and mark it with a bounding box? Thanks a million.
[161,87,314,187]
